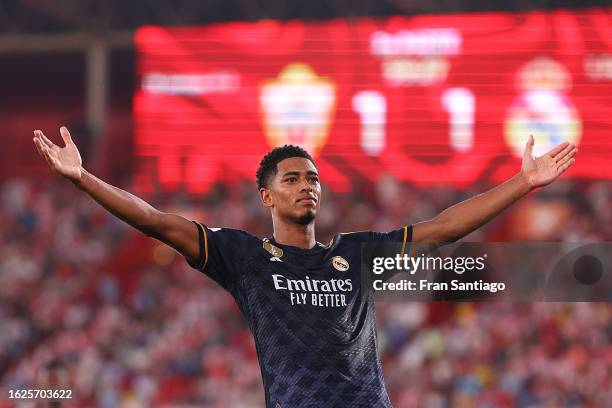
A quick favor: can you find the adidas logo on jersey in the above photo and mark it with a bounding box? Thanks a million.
[269,256,283,262]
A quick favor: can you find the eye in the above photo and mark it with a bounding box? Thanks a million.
[310,176,320,183]
[285,177,297,183]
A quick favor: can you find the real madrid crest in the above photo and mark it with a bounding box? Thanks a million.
[263,239,284,258]
[505,57,581,158]
[331,256,349,272]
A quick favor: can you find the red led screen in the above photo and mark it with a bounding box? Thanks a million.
[135,8,612,193]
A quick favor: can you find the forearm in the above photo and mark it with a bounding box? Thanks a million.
[72,168,162,237]
[33,127,197,255]
[434,171,532,241]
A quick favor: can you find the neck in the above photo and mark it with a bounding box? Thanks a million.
[272,217,316,249]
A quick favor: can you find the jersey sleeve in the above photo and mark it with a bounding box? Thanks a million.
[370,225,413,257]
[358,226,414,287]
[186,221,248,293]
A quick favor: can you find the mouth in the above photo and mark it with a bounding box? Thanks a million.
[297,197,317,205]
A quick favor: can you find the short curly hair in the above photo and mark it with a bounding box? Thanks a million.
[256,145,316,189]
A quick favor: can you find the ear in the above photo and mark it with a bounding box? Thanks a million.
[260,187,274,207]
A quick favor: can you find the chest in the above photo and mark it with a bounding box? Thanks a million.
[239,245,364,311]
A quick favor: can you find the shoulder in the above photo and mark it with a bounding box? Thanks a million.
[334,226,411,244]
[329,231,378,250]
[336,230,377,242]
[196,224,262,247]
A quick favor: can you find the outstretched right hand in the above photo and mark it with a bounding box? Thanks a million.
[33,126,83,182]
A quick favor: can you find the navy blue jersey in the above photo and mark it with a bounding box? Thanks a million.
[187,222,412,408]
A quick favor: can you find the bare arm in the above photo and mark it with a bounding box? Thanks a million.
[413,135,578,243]
[33,127,200,263]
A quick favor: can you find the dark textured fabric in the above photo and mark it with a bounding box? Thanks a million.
[187,223,412,408]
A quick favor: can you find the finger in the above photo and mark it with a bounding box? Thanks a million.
[556,158,575,175]
[554,143,575,162]
[39,143,55,168]
[545,141,570,158]
[60,126,73,145]
[523,135,534,159]
[33,130,45,149]
[33,137,44,157]
[34,137,48,159]
[39,131,58,150]
[557,157,576,174]
[557,148,577,168]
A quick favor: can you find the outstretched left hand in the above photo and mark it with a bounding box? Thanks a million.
[521,135,578,189]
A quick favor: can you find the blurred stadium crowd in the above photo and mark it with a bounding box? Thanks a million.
[1,175,611,407]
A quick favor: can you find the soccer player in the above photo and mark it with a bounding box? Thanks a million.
[33,127,577,407]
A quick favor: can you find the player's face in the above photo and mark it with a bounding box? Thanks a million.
[261,157,321,225]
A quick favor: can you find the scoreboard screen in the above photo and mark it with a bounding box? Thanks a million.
[135,8,612,193]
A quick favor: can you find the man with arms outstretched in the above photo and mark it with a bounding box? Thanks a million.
[33,127,577,407]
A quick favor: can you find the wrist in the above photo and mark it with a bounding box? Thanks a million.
[517,170,535,192]
[70,167,87,189]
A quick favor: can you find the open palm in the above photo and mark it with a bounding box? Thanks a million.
[33,127,83,182]
[521,135,578,188]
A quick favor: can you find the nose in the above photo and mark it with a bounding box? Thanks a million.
[300,178,314,192]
